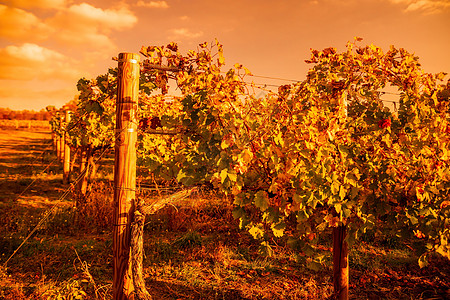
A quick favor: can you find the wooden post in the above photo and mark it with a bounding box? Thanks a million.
[56,134,61,161]
[63,111,71,184]
[59,134,64,162]
[79,146,88,196]
[80,146,87,175]
[52,132,56,152]
[333,225,349,300]
[58,115,64,162]
[113,52,140,300]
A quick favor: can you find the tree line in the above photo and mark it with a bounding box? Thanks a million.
[0,107,53,121]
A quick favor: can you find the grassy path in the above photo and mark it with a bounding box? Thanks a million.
[0,129,67,207]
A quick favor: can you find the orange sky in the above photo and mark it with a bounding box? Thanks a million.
[0,0,449,111]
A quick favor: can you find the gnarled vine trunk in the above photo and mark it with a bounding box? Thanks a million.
[333,224,349,300]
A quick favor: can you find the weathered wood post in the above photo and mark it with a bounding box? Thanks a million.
[58,115,64,162]
[333,92,349,300]
[78,146,88,197]
[63,110,71,184]
[52,131,56,152]
[59,135,65,162]
[333,225,349,300]
[56,134,61,161]
[113,52,140,299]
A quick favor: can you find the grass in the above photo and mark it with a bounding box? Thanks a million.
[0,128,449,299]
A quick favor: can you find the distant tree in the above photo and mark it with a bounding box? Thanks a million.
[0,108,10,119]
[7,111,16,120]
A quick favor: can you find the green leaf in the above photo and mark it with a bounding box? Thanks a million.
[297,210,309,222]
[350,186,359,200]
[316,222,327,232]
[254,190,269,211]
[306,192,320,209]
[86,101,104,115]
[140,81,156,94]
[342,207,352,219]
[176,170,195,186]
[307,255,325,271]
[345,170,359,187]
[338,144,349,158]
[232,207,245,219]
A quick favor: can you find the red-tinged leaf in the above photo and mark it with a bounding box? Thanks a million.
[150,116,162,129]
[378,118,391,129]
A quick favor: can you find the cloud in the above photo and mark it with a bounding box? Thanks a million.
[168,28,204,39]
[1,2,138,51]
[0,5,53,41]
[388,0,450,13]
[0,43,83,81]
[46,3,138,50]
[136,1,169,8]
[57,31,117,51]
[2,43,65,61]
[66,3,137,31]
[0,2,140,110]
[5,0,67,9]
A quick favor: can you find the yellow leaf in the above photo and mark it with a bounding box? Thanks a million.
[243,67,252,75]
[220,169,228,184]
[274,131,285,147]
[271,222,285,238]
[331,181,339,195]
[339,186,346,200]
[249,225,264,239]
[239,148,253,164]
[228,171,237,182]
